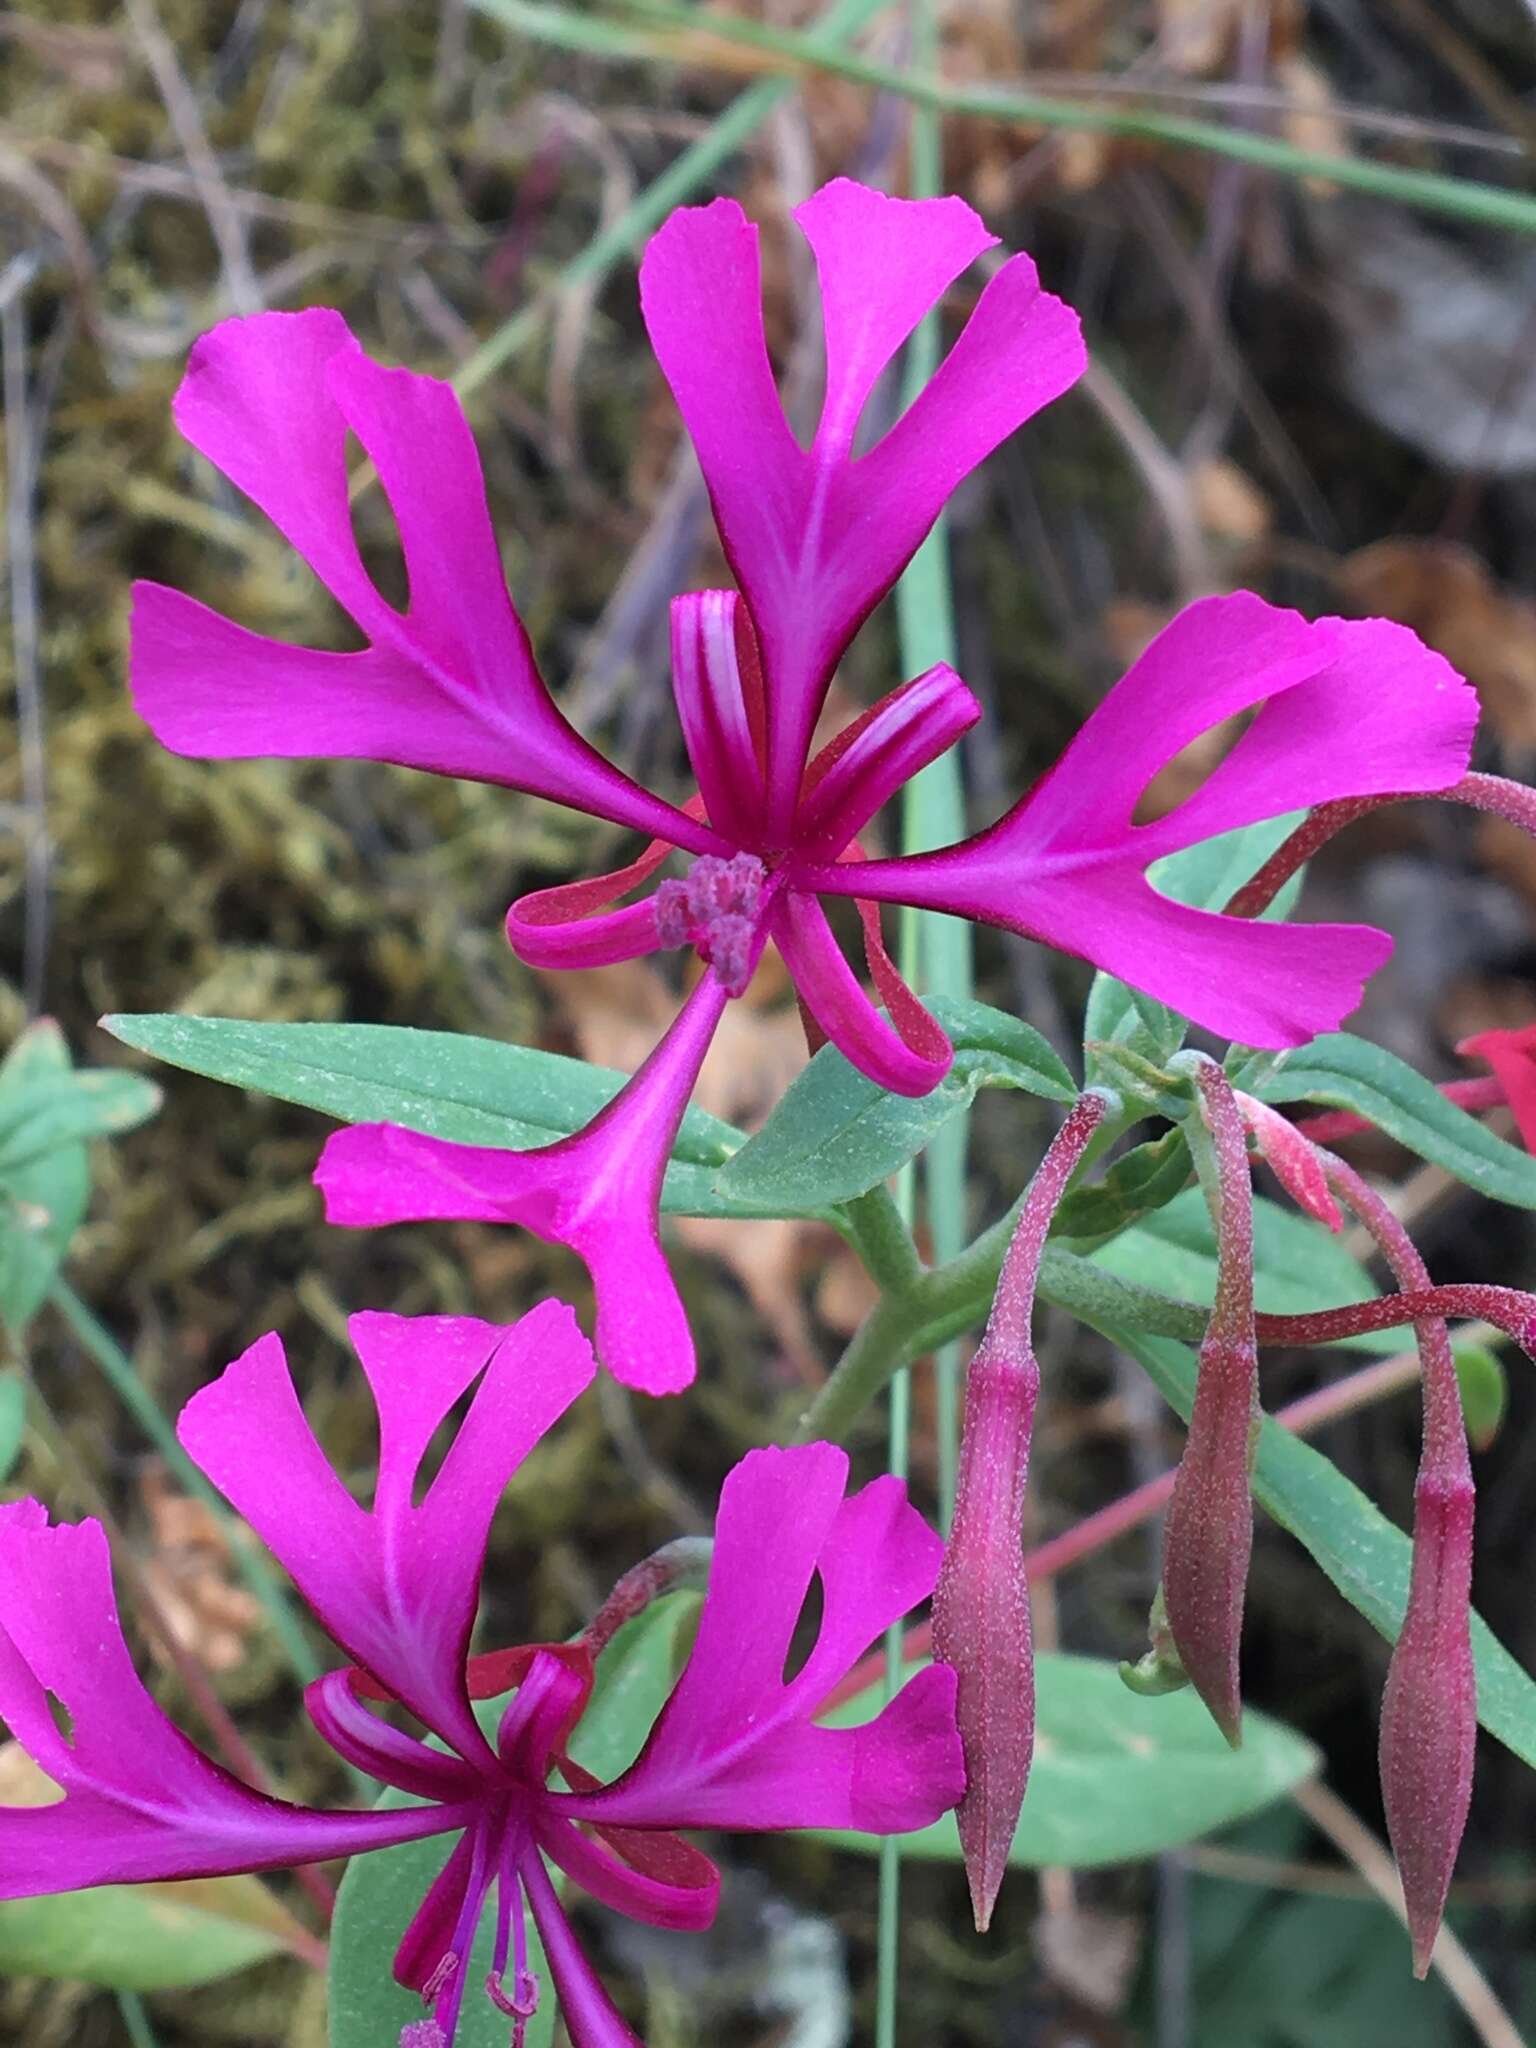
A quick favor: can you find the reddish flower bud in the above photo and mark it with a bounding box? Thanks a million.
[1312,1149,1476,1978]
[1234,1091,1342,1232]
[1160,1059,1257,1748]
[933,1089,1114,1931]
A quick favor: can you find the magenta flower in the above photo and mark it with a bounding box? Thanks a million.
[129,179,1478,1391]
[0,1307,962,2047]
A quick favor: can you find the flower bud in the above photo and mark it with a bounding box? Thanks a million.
[1160,1061,1256,1748]
[1312,1146,1476,1978]
[933,1090,1114,1929]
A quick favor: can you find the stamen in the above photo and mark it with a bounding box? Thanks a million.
[420,1952,460,2005]
[654,852,766,996]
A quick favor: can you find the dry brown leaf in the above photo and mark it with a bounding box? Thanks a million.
[1192,457,1273,545]
[139,1465,262,1676]
[0,1741,63,1807]
[1339,540,1536,752]
[1275,51,1348,191]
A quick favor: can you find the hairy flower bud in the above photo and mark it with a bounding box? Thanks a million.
[933,1090,1114,1930]
[1313,1148,1476,1979]
[1160,1059,1257,1748]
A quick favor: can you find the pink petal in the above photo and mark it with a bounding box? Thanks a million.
[562,1444,964,1834]
[506,792,714,970]
[806,596,1476,1048]
[131,310,716,852]
[177,1306,594,1760]
[521,1852,643,2048]
[0,1508,468,1896]
[316,973,733,1394]
[772,890,952,1096]
[537,1814,718,1932]
[1457,1024,1536,1153]
[670,592,767,844]
[791,665,981,856]
[641,183,1083,831]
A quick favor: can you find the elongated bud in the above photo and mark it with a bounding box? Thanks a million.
[1160,1058,1256,1749]
[1233,1092,1342,1232]
[933,1089,1115,1932]
[1313,1148,1476,1979]
[1457,1022,1536,1154]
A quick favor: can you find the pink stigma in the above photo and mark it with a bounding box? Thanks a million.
[399,2023,447,2048]
[488,1966,540,2044]
[655,852,766,996]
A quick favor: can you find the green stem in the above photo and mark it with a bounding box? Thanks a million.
[458,0,896,400]
[46,1279,322,1690]
[116,1993,161,2048]
[843,1185,924,1296]
[804,1237,1215,1440]
[606,0,1536,237]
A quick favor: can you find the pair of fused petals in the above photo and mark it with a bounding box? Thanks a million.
[0,1306,962,2048]
[129,176,1479,1391]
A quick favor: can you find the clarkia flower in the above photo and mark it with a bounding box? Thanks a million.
[0,1307,962,2046]
[130,178,1478,1391]
[932,1087,1113,1930]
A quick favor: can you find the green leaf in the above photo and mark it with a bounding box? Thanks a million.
[1252,1031,1536,1208]
[1091,1187,1397,1351]
[101,1014,809,1222]
[331,1594,699,2048]
[331,1827,555,2048]
[1052,1126,1192,1245]
[817,1654,1315,1867]
[0,1071,160,1172]
[0,1876,291,1990]
[0,1373,25,1481]
[717,996,1076,1209]
[1085,816,1304,1075]
[569,1591,701,1781]
[1454,1342,1508,1451]
[0,1023,91,1333]
[1105,1324,1536,1772]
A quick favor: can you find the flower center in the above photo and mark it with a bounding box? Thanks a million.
[655,852,767,997]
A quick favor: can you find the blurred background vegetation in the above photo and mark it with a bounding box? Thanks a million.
[7,0,1536,2041]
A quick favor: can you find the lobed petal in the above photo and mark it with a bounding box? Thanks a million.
[0,1508,466,1897]
[807,596,1476,1048]
[562,1444,963,1835]
[316,974,733,1394]
[131,310,716,851]
[178,1308,594,1761]
[642,183,1083,832]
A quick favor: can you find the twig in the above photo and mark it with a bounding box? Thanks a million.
[1078,360,1215,603]
[1293,1781,1527,2048]
[122,0,262,315]
[1,252,49,1014]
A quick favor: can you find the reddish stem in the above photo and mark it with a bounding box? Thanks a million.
[1226,772,1536,921]
[827,1348,1423,1713]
